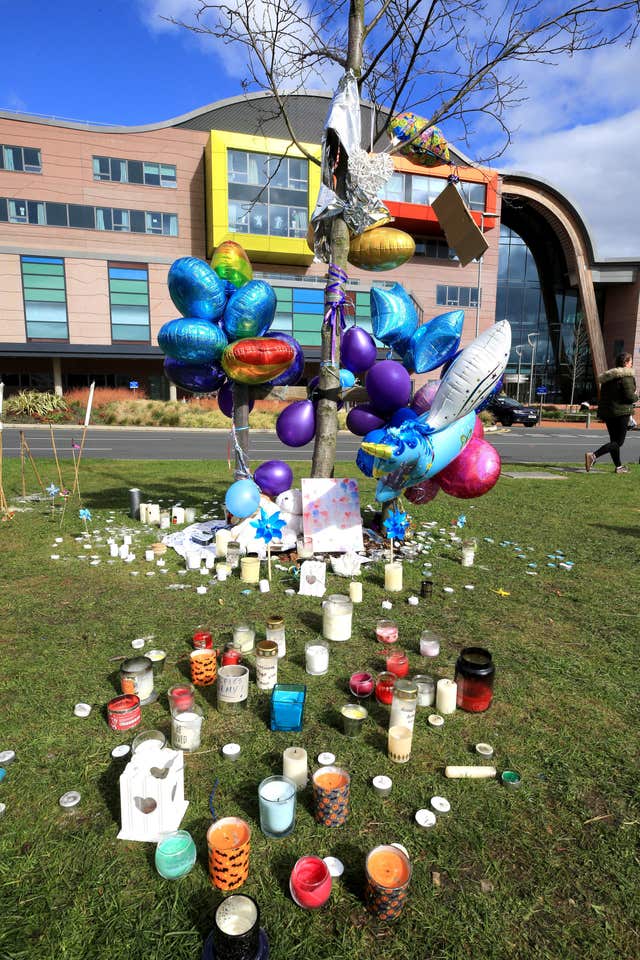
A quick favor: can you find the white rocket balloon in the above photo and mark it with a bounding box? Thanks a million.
[422,320,511,433]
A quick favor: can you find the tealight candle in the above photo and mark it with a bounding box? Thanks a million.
[384,561,403,592]
[436,678,457,715]
[283,746,308,789]
[305,640,329,675]
[144,549,154,562]
[372,775,392,797]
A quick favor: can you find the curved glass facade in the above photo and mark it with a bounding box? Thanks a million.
[496,225,594,402]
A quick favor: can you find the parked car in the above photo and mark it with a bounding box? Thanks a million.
[485,395,539,427]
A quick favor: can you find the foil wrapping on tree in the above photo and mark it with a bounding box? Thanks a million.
[311,72,391,263]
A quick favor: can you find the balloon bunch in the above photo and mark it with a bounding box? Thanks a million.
[347,286,511,503]
[387,113,451,167]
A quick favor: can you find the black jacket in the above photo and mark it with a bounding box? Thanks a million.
[597,367,637,420]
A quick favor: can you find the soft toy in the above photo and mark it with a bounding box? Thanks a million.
[275,489,304,535]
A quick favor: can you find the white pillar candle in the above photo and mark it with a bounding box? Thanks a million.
[171,507,185,525]
[283,746,308,789]
[118,543,129,559]
[461,542,476,567]
[259,579,270,593]
[185,508,196,524]
[349,581,363,603]
[159,512,170,530]
[185,552,201,570]
[384,562,403,592]
[388,724,413,763]
[144,549,155,562]
[436,678,457,715]
[139,503,150,524]
[109,543,119,558]
[123,534,132,546]
[147,504,161,525]
[215,529,232,559]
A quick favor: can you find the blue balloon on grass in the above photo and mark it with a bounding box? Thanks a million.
[225,479,261,519]
[168,258,227,321]
[158,318,228,364]
[403,310,464,374]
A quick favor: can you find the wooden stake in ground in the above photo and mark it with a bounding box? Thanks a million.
[21,433,46,494]
[19,429,26,496]
[49,424,65,491]
[0,382,9,514]
[72,381,95,497]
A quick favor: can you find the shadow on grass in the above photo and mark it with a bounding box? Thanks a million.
[591,522,640,539]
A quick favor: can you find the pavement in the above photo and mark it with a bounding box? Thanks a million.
[3,423,639,465]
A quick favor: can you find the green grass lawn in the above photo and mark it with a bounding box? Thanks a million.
[0,458,638,960]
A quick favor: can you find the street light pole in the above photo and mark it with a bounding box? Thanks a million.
[474,211,500,338]
[527,333,539,405]
[515,344,525,402]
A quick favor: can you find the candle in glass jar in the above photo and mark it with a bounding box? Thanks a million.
[349,671,374,699]
[384,561,403,592]
[322,595,352,642]
[349,581,363,603]
[375,671,396,705]
[461,540,476,567]
[168,683,195,712]
[341,703,367,737]
[376,620,398,645]
[388,724,413,763]
[305,640,329,676]
[212,895,260,959]
[419,631,440,657]
[413,675,435,707]
[436,678,457,714]
[233,623,255,653]
[171,706,203,751]
[386,650,409,678]
[193,629,213,650]
[240,555,260,584]
[216,562,230,581]
[290,856,332,909]
[283,746,308,789]
[215,528,231,558]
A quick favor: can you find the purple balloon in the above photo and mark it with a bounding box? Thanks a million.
[411,382,439,415]
[254,460,294,497]
[268,333,305,387]
[217,380,255,419]
[346,403,387,437]
[276,399,316,447]
[365,360,411,415]
[163,358,226,394]
[341,325,377,374]
[437,438,501,499]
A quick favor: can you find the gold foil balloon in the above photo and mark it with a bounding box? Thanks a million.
[211,241,253,289]
[348,227,415,271]
[221,337,295,385]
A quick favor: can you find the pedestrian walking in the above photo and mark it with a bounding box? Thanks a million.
[585,352,637,474]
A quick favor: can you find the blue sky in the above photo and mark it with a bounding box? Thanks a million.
[2,0,638,258]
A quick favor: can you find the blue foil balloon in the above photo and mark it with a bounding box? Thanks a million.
[222,280,277,340]
[388,406,419,427]
[403,310,464,374]
[225,479,261,519]
[168,257,227,321]
[371,284,418,356]
[268,333,305,387]
[356,427,387,478]
[163,357,226,394]
[339,369,356,389]
[158,318,228,364]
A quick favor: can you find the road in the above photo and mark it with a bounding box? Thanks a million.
[3,424,640,464]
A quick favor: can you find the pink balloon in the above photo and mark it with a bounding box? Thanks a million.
[437,438,501,499]
[411,382,439,415]
[472,416,485,440]
[404,479,440,505]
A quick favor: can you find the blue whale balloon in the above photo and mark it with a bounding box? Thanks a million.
[360,411,476,502]
[370,284,418,356]
[222,279,277,341]
[422,321,511,433]
[403,310,464,374]
[158,317,228,364]
[168,257,227,321]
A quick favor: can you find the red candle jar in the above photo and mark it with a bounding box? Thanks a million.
[168,683,196,712]
[455,647,495,712]
[386,650,409,679]
[375,671,396,705]
[221,646,242,667]
[376,619,399,645]
[193,630,213,650]
[290,856,332,909]
[349,671,374,699]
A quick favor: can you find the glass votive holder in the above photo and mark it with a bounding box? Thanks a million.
[376,619,399,645]
[270,684,306,732]
[154,830,197,880]
[168,683,195,713]
[349,671,374,699]
[233,622,255,653]
[413,674,436,707]
[216,562,231,582]
[193,629,213,649]
[419,630,440,657]
[341,703,368,737]
[420,579,434,599]
[146,649,167,677]
[258,775,297,839]
[206,817,251,891]
[322,594,353,642]
[305,639,329,676]
[290,856,332,909]
[240,555,260,584]
[385,649,409,678]
[171,705,203,751]
[375,671,396,705]
[131,729,167,754]
[226,540,242,570]
[212,895,260,959]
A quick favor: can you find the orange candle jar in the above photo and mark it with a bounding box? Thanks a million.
[365,844,412,921]
[206,816,251,891]
[312,766,350,827]
[190,649,217,687]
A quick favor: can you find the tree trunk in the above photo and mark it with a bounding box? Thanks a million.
[310,0,365,478]
[232,381,250,479]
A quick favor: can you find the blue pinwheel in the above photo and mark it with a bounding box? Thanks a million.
[47,483,60,498]
[251,508,286,545]
[383,509,410,542]
[456,514,467,528]
[79,508,92,522]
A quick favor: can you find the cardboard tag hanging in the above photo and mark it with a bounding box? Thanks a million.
[432,183,488,266]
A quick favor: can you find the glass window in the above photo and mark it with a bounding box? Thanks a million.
[68,204,95,229]
[93,157,111,180]
[21,256,68,340]
[130,209,145,233]
[112,209,129,231]
[109,263,150,342]
[128,160,144,184]
[4,146,24,171]
[269,205,288,237]
[22,148,41,172]
[383,172,405,202]
[249,204,268,235]
[428,177,447,203]
[8,199,28,223]
[409,175,430,205]
[466,182,486,211]
[229,201,249,232]
[95,207,112,230]
[27,200,45,224]
[227,149,308,238]
[0,198,7,221]
[160,164,176,187]
[92,156,176,187]
[143,162,160,186]
[436,284,447,306]
[228,150,249,183]
[109,158,127,182]
[45,202,68,227]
